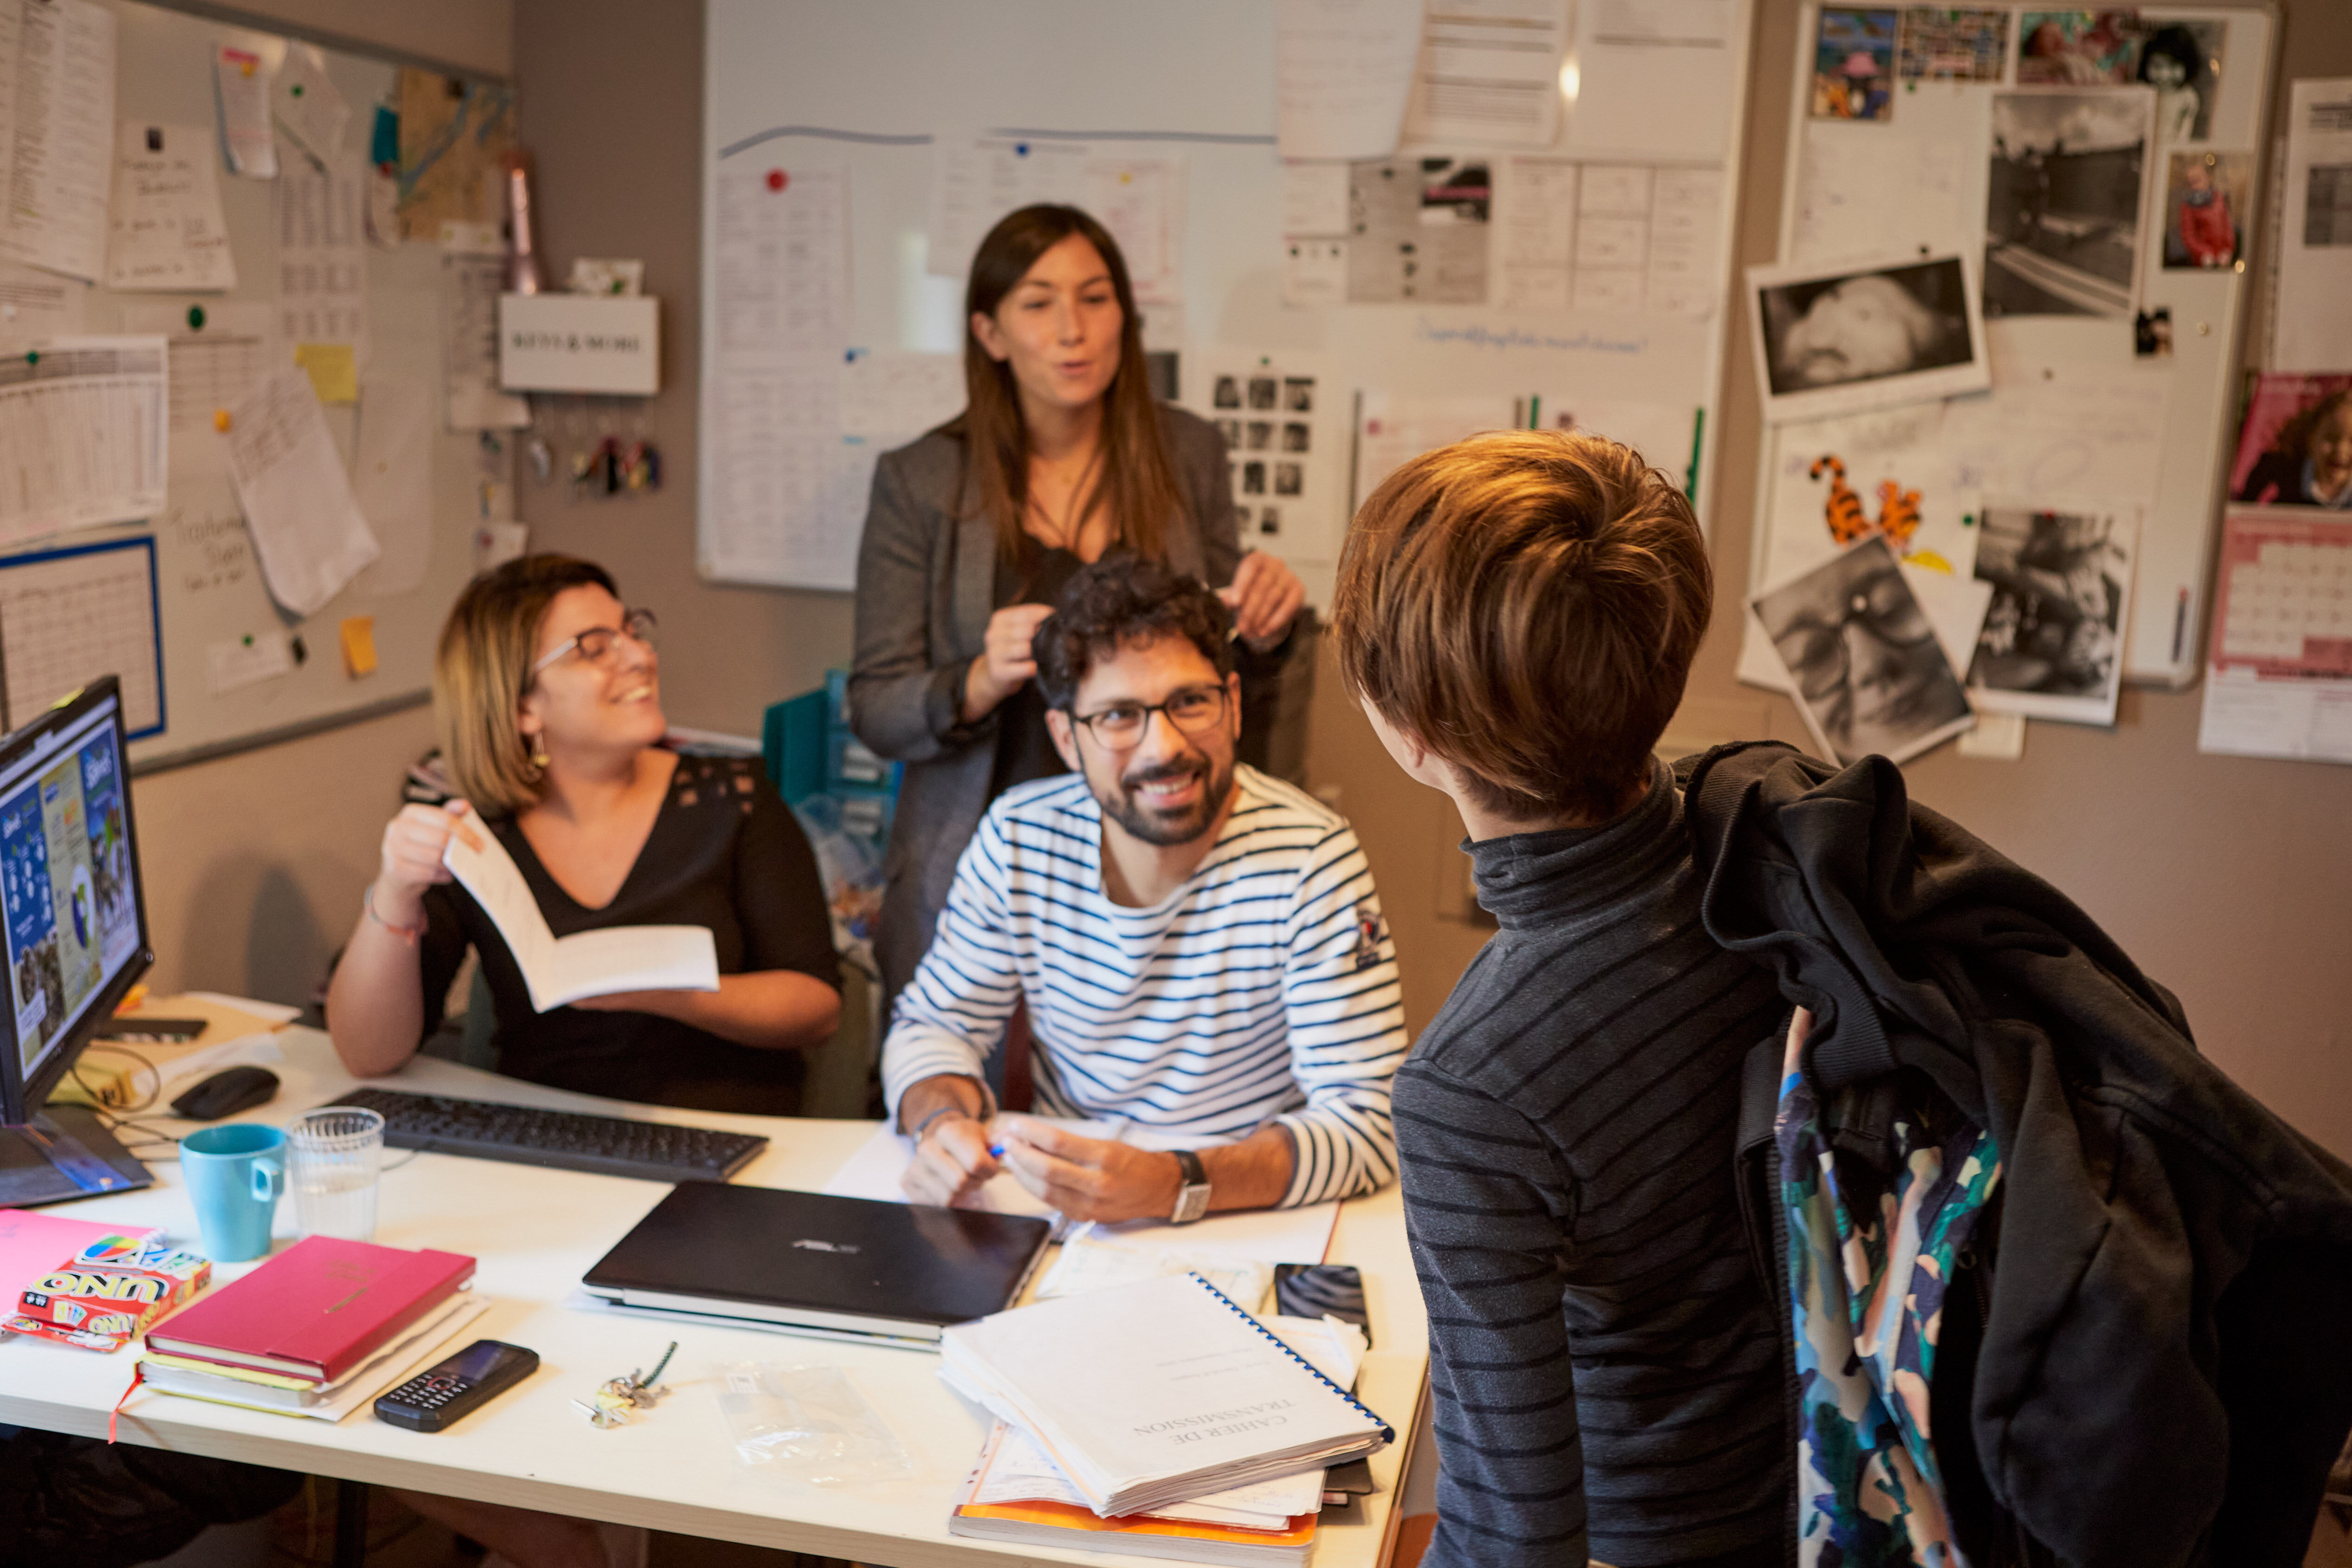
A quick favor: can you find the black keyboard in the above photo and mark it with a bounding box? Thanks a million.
[329,1088,769,1185]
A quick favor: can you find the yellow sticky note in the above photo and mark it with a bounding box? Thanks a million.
[293,342,358,403]
[340,616,377,679]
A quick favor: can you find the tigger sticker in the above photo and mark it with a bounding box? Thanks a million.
[1810,454,1927,556]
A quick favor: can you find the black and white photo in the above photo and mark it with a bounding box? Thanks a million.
[1983,88,2154,318]
[1748,250,1989,423]
[1753,535,1976,764]
[1966,505,2137,724]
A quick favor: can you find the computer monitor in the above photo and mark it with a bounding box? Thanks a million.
[0,677,156,1206]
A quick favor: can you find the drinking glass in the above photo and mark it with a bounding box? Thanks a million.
[287,1107,385,1242]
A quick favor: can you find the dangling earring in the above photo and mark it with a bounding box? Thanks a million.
[527,734,549,770]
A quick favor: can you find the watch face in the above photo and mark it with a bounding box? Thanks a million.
[1173,1183,1212,1224]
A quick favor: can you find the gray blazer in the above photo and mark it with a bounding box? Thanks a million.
[848,404,1247,1004]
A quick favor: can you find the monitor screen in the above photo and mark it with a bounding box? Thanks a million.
[0,686,144,1107]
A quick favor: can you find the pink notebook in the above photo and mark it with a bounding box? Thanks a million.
[0,1210,159,1307]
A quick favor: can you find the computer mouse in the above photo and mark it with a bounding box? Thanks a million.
[170,1066,280,1122]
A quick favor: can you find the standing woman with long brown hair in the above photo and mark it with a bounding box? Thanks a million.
[851,204,1304,1012]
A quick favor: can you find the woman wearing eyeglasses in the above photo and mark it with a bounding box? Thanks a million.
[851,204,1305,1015]
[326,553,842,1112]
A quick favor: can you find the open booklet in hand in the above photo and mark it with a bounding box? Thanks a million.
[441,821,718,1012]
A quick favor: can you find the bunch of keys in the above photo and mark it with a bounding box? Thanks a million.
[571,1339,677,1429]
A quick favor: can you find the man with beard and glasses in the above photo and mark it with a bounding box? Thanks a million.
[883,557,1406,1222]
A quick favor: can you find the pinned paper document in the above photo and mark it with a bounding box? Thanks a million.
[219,368,381,616]
[214,45,278,178]
[275,157,369,355]
[0,0,117,283]
[350,376,435,596]
[207,631,296,695]
[1274,0,1421,160]
[105,123,237,291]
[1401,0,1571,148]
[0,337,168,549]
[273,43,351,165]
[121,299,277,449]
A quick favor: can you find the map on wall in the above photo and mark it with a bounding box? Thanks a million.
[396,71,516,242]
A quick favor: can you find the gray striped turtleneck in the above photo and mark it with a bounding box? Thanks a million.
[1395,760,1787,1568]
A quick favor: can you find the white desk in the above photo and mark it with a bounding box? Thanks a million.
[0,1028,1430,1568]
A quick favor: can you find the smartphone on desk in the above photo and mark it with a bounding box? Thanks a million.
[375,1339,539,1432]
[1272,1263,1368,1344]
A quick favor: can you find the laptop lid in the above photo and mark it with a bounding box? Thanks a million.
[581,1184,1052,1337]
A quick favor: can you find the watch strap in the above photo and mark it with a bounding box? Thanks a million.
[1170,1148,1211,1224]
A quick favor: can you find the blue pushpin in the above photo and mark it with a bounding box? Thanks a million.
[1014,142,1029,157]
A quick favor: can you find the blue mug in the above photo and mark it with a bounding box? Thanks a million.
[180,1123,285,1263]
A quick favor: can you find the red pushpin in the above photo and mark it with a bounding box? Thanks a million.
[765,169,788,192]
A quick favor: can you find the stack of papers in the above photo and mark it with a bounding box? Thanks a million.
[952,1423,1320,1566]
[936,1272,1389,1518]
[137,1294,486,1422]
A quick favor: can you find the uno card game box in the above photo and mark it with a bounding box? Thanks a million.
[8,1233,211,1351]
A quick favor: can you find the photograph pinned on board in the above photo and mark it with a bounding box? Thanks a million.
[2161,150,2249,269]
[1982,89,2154,319]
[2140,20,2226,144]
[1966,505,2138,724]
[1346,158,1491,304]
[1753,534,1977,765]
[1748,249,1989,424]
[2134,306,2174,357]
[2016,10,2144,85]
[2231,373,2352,510]
[1897,8,2009,83]
[1812,9,1899,121]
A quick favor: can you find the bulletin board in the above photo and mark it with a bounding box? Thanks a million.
[698,0,1758,608]
[1740,3,2277,695]
[0,0,501,771]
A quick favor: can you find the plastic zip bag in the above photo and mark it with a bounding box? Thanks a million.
[714,1362,915,1486]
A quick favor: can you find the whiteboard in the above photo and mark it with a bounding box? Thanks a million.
[18,0,500,770]
[1744,4,2276,691]
[700,0,1757,606]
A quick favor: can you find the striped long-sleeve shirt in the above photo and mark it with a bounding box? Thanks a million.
[1397,761,1787,1568]
[881,765,1407,1206]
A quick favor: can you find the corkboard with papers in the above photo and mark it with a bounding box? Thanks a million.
[0,0,499,770]
[1742,3,2277,696]
[698,0,1759,607]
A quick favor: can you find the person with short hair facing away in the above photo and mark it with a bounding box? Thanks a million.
[1330,432,1786,1568]
[885,557,1404,1223]
[327,553,842,1114]
[850,204,1305,1021]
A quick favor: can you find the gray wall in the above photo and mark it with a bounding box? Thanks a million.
[150,0,2351,1156]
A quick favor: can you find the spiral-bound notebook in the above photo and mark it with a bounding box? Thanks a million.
[936,1271,1390,1518]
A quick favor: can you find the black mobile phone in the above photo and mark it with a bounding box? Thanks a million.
[374,1339,539,1432]
[95,1018,207,1042]
[1272,1263,1369,1345]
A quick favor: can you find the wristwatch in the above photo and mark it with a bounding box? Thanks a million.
[1170,1149,1211,1225]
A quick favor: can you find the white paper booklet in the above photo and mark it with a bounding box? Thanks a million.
[937,1272,1391,1517]
[441,822,718,1012]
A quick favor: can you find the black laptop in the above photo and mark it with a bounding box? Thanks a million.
[580,1184,1053,1345]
